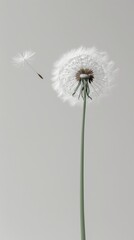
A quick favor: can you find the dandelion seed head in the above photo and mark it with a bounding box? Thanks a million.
[52,47,117,106]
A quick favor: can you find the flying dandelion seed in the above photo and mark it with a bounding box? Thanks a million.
[52,46,117,240]
[13,50,43,79]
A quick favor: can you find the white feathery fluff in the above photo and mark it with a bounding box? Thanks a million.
[52,47,117,105]
[13,51,35,65]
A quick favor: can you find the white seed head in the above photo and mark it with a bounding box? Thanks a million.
[13,50,35,65]
[52,47,117,106]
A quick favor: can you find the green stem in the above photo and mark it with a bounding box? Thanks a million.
[80,80,87,240]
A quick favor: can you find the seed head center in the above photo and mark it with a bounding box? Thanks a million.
[76,68,94,83]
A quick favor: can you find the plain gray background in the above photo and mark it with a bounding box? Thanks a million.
[0,0,134,239]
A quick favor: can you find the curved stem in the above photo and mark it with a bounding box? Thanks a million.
[80,80,87,240]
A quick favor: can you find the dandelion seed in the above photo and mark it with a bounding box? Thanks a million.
[51,47,117,240]
[13,50,43,80]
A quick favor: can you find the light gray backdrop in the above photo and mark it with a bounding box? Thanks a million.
[0,0,133,239]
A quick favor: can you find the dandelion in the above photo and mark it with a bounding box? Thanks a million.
[52,47,116,105]
[52,47,117,240]
[13,50,43,79]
